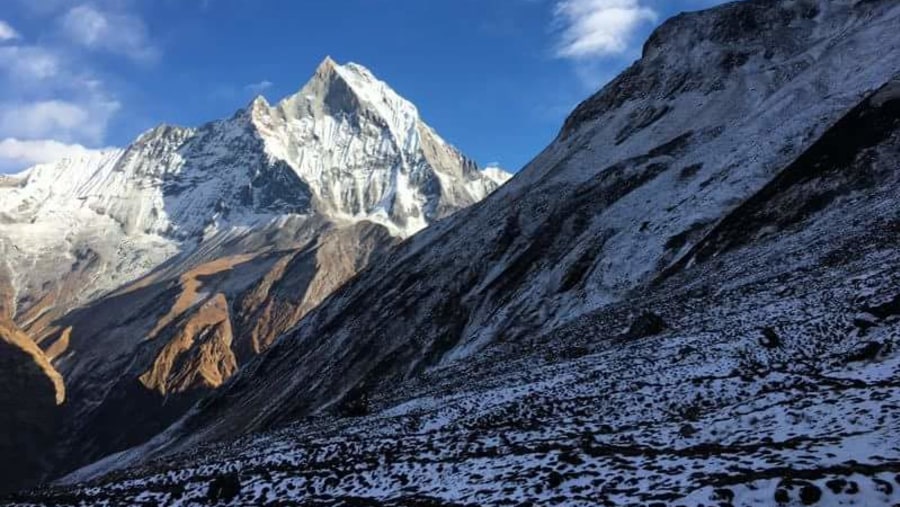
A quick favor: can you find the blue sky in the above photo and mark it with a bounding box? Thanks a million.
[0,0,727,173]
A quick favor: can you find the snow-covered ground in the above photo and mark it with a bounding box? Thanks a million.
[10,115,900,504]
[4,1,900,505]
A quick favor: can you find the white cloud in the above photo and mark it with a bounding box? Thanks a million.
[554,0,658,59]
[0,20,20,42]
[0,99,120,145]
[244,80,273,95]
[0,46,60,80]
[0,4,154,171]
[61,5,159,62]
[2,101,90,137]
[0,138,107,168]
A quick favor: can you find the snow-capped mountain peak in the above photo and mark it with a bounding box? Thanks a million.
[245,94,272,119]
[248,58,509,236]
[0,58,509,323]
[273,56,420,152]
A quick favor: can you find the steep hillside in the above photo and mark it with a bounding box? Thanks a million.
[0,57,506,340]
[135,0,900,449]
[6,0,900,504]
[0,59,508,492]
[20,62,900,507]
[0,319,64,494]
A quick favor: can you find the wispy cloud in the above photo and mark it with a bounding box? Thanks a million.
[244,80,273,95]
[60,4,160,63]
[0,20,20,42]
[0,45,60,80]
[553,0,658,59]
[0,3,156,171]
[0,99,120,145]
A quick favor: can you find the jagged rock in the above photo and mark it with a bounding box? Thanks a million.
[92,3,900,484]
[799,483,823,505]
[8,1,900,505]
[852,312,880,334]
[624,311,669,340]
[337,386,371,418]
[863,294,900,319]
[845,341,885,363]
[0,59,508,490]
[0,320,65,494]
[206,472,241,503]
[759,327,782,349]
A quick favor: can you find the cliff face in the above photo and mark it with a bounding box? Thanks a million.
[0,319,64,494]
[0,59,508,336]
[7,1,900,504]
[0,60,506,491]
[140,0,900,449]
[31,40,900,507]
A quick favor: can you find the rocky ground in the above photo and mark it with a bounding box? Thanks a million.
[7,166,899,506]
[4,2,899,504]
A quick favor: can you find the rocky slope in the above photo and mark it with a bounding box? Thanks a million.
[11,0,899,505]
[0,59,508,492]
[0,318,65,494]
[0,57,506,339]
[118,0,900,446]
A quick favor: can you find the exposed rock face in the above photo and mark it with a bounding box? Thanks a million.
[623,311,668,340]
[231,222,397,357]
[0,319,64,494]
[0,59,508,336]
[32,219,404,483]
[31,67,900,505]
[9,1,900,504]
[264,58,500,233]
[0,60,508,491]
[138,293,237,396]
[132,0,900,452]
